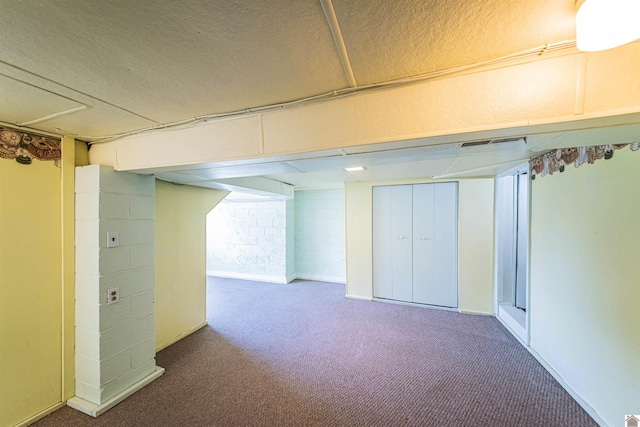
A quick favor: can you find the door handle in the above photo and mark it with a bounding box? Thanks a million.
[420,237,432,240]
[399,236,407,240]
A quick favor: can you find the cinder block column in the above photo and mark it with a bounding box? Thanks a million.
[68,165,164,417]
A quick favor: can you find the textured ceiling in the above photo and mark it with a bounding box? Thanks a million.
[0,0,593,190]
[333,0,575,85]
[1,0,577,136]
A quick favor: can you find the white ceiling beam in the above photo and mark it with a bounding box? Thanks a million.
[89,43,640,173]
[174,176,295,200]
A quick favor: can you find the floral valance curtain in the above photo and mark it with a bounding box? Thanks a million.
[530,142,639,179]
[0,126,61,166]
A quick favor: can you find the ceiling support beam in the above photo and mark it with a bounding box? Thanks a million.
[89,43,640,173]
[320,0,357,88]
[183,177,294,200]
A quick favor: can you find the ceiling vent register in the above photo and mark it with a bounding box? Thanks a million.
[461,137,526,148]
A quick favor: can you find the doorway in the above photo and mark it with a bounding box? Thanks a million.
[495,170,529,341]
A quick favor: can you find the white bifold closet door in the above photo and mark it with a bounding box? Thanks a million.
[373,182,458,308]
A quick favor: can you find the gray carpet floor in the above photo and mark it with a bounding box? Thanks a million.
[35,277,596,426]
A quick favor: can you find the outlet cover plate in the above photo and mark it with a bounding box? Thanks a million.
[107,287,120,305]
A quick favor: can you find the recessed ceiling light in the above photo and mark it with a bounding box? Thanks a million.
[344,166,366,172]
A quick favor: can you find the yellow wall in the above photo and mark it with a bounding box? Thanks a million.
[0,159,63,426]
[345,178,494,314]
[457,179,495,314]
[61,137,77,403]
[529,148,640,426]
[155,180,228,351]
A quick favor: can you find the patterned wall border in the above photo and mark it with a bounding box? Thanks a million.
[0,126,61,166]
[530,142,639,179]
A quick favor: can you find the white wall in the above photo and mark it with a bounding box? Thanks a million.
[74,165,159,408]
[529,148,640,426]
[345,178,494,314]
[286,199,296,282]
[206,199,294,283]
[294,189,346,283]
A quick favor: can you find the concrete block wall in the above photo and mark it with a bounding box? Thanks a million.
[294,189,346,283]
[286,199,296,282]
[207,199,294,283]
[74,165,157,405]
[206,189,346,284]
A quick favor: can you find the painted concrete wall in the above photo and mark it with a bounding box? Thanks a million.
[0,159,62,427]
[529,148,640,426]
[457,180,495,314]
[155,181,227,351]
[286,199,296,282]
[345,178,494,315]
[75,165,157,405]
[206,199,294,283]
[0,137,77,427]
[294,189,346,283]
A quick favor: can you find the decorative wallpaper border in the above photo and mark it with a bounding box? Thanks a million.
[530,142,639,179]
[0,126,61,166]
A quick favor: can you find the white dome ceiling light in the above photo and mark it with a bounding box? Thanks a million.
[576,0,640,51]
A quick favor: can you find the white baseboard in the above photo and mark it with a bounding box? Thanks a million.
[67,366,165,417]
[207,270,290,284]
[458,309,494,316]
[286,272,297,284]
[497,304,527,342]
[345,294,373,301]
[295,273,346,284]
[496,316,606,427]
[525,348,606,427]
[208,271,346,285]
[496,313,527,347]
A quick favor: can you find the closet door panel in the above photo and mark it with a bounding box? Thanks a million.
[431,182,458,307]
[412,184,436,305]
[390,186,413,302]
[373,186,393,299]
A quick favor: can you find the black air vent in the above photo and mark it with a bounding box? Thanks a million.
[461,137,525,148]
[461,140,491,148]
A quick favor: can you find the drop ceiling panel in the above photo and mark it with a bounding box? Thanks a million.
[440,151,533,178]
[354,158,458,182]
[0,0,348,128]
[31,103,157,137]
[266,169,356,189]
[154,172,199,185]
[332,0,576,85]
[0,75,86,124]
[174,162,300,181]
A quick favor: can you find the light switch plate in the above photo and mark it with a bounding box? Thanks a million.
[106,231,120,248]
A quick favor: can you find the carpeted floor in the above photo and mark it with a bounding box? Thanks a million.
[35,277,596,426]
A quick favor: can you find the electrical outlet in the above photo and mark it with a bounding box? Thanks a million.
[107,288,120,305]
[106,231,120,248]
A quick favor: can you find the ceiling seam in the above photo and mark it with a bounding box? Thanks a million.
[319,0,357,88]
[84,40,576,144]
[18,106,90,126]
[0,59,162,127]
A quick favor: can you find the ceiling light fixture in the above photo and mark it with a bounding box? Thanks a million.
[576,0,640,51]
[344,166,366,172]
